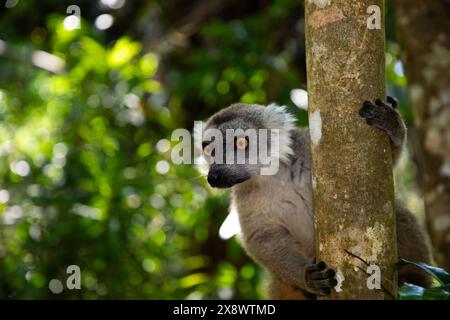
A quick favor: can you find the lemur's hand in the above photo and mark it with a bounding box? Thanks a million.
[304,261,338,296]
[359,96,405,147]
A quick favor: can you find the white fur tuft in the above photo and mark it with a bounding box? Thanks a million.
[263,104,296,162]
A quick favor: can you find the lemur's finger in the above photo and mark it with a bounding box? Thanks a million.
[306,261,326,273]
[362,101,374,109]
[312,277,338,295]
[374,98,385,107]
[315,277,338,288]
[309,277,338,295]
[387,96,398,109]
[359,101,375,118]
[308,268,336,280]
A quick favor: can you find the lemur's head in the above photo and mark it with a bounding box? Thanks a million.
[195,103,295,188]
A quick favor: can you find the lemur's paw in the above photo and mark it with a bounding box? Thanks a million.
[359,97,404,146]
[305,261,338,296]
[359,98,398,125]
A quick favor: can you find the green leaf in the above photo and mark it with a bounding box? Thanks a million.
[398,259,450,285]
[179,273,210,288]
[399,283,425,300]
[423,285,450,300]
[400,283,450,300]
[107,38,141,68]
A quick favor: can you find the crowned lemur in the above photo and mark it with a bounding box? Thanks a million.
[196,97,431,299]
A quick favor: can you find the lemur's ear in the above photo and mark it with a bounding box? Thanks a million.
[193,121,209,175]
[262,104,296,162]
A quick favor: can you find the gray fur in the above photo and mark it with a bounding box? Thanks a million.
[200,100,431,299]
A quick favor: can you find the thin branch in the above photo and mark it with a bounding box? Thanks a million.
[344,248,397,300]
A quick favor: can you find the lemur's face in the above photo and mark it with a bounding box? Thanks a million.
[202,118,260,189]
[197,103,295,188]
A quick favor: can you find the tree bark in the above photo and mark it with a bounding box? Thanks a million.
[394,0,450,271]
[305,0,397,299]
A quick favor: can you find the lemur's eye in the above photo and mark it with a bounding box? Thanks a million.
[203,144,214,157]
[235,137,249,150]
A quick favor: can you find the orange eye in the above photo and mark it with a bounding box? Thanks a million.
[203,144,214,157]
[236,137,248,150]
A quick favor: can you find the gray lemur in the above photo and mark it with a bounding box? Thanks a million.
[196,97,431,299]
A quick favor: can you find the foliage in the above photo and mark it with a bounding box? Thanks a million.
[399,259,450,300]
[0,0,307,299]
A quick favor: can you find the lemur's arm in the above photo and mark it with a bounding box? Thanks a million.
[359,96,406,165]
[244,227,337,295]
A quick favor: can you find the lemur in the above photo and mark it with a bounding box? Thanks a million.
[195,97,431,299]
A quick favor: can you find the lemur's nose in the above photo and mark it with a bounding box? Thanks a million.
[207,170,223,187]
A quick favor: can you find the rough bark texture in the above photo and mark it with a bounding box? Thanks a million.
[305,0,397,299]
[395,0,450,271]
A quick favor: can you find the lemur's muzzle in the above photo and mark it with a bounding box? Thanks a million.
[207,166,250,188]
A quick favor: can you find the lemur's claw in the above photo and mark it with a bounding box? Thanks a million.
[305,261,338,296]
[375,98,384,106]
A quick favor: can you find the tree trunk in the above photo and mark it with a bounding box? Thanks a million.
[394,0,450,271]
[305,0,397,299]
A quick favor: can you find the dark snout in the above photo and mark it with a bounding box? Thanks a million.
[207,170,226,188]
[207,167,250,188]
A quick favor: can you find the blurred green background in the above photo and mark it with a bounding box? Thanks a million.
[0,0,419,299]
